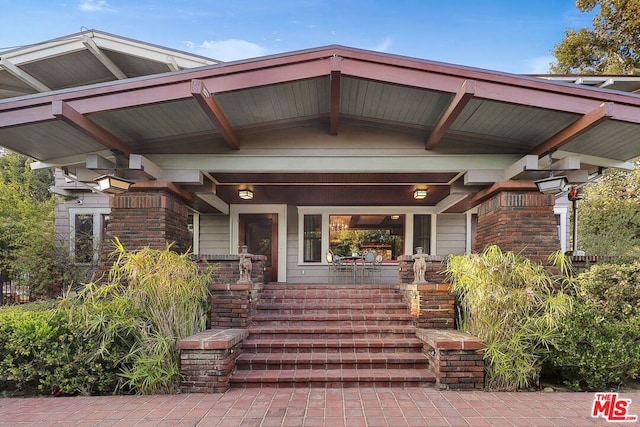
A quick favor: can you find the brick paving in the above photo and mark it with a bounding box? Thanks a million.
[1,388,639,426]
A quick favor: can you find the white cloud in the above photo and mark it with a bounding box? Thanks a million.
[187,39,269,62]
[373,37,393,53]
[78,0,113,12]
[524,55,555,74]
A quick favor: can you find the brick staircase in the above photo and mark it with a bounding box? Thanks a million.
[229,283,435,388]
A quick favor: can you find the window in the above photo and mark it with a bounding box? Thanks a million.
[413,214,431,254]
[303,215,322,262]
[70,208,110,264]
[74,214,94,263]
[329,214,404,261]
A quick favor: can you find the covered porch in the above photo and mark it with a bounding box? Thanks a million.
[1,44,640,282]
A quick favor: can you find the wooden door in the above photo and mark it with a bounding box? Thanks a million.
[239,214,278,282]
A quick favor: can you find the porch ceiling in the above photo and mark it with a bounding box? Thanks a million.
[2,43,640,213]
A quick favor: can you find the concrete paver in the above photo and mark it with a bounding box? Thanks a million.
[1,388,639,426]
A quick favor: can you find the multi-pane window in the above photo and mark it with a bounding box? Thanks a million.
[74,214,94,263]
[413,214,431,254]
[303,214,322,262]
[329,214,404,261]
[70,208,110,264]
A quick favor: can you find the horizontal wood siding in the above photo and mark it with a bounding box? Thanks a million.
[199,214,230,255]
[436,214,466,255]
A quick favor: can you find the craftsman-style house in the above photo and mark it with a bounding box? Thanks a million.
[2,30,640,284]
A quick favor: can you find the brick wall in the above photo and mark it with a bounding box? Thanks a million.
[397,255,446,285]
[98,189,191,275]
[474,190,559,264]
[178,329,248,393]
[417,329,484,390]
[196,255,266,328]
[400,283,455,329]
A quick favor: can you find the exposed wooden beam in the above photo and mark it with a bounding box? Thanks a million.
[0,58,50,92]
[425,79,475,150]
[165,55,180,72]
[504,155,539,180]
[190,79,240,150]
[130,180,196,203]
[196,193,229,214]
[52,100,133,156]
[555,150,635,170]
[464,170,505,185]
[128,154,163,179]
[529,102,614,157]
[86,153,115,170]
[82,35,127,80]
[329,55,341,135]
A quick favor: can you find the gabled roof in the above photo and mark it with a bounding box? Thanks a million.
[1,42,640,212]
[0,29,218,99]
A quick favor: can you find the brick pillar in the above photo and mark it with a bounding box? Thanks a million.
[474,183,560,264]
[98,188,190,275]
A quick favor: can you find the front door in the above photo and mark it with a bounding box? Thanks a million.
[239,214,278,282]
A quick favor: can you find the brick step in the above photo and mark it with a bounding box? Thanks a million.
[259,296,403,304]
[256,301,407,313]
[235,352,429,370]
[241,337,425,353]
[263,284,398,291]
[250,313,413,326]
[247,325,417,339]
[229,368,436,388]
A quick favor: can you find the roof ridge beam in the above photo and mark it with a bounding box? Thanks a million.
[425,79,475,150]
[329,55,341,135]
[530,102,614,157]
[0,58,51,92]
[52,100,133,156]
[190,79,240,150]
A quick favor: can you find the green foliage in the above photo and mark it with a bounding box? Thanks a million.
[578,166,640,258]
[0,151,84,298]
[0,302,121,396]
[545,261,640,390]
[0,243,213,396]
[551,0,640,74]
[64,241,213,394]
[445,246,574,391]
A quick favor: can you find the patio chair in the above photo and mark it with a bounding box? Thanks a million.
[363,252,383,283]
[327,250,350,283]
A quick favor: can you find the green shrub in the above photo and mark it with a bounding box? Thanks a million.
[63,240,213,394]
[544,261,640,390]
[0,302,121,396]
[1,242,213,396]
[445,245,574,391]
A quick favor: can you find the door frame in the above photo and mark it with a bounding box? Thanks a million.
[230,204,288,282]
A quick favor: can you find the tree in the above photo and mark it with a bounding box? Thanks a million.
[577,164,640,257]
[551,0,640,74]
[0,152,81,298]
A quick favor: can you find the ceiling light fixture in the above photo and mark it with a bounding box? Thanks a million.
[238,189,254,200]
[413,189,427,200]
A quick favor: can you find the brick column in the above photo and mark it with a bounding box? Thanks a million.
[473,182,560,264]
[417,329,485,390]
[98,188,190,275]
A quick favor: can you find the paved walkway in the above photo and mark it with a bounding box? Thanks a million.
[1,388,639,426]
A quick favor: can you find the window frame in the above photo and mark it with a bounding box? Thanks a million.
[69,207,110,264]
[297,206,441,265]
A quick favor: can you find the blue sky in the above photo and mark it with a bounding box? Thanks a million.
[1,0,594,74]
